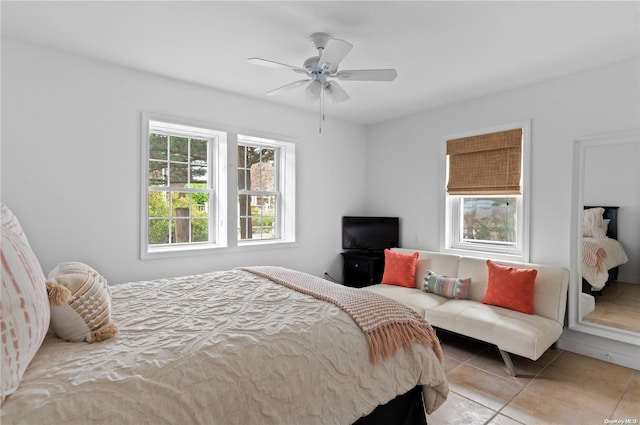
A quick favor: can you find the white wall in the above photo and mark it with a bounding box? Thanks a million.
[365,57,640,368]
[1,39,368,284]
[365,58,639,269]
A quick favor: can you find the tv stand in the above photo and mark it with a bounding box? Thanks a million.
[341,250,385,288]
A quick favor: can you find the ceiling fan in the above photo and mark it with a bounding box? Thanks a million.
[248,32,397,132]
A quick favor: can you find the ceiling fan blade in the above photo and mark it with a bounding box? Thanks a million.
[266,79,311,96]
[247,57,307,74]
[319,38,353,72]
[305,80,322,101]
[336,69,398,81]
[325,81,350,104]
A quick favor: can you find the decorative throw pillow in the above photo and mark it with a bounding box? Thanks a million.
[381,249,419,288]
[46,262,118,343]
[583,207,607,238]
[1,227,50,404]
[482,260,537,314]
[424,270,471,299]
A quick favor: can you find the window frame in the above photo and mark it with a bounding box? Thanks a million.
[441,120,531,262]
[235,134,296,247]
[141,113,228,259]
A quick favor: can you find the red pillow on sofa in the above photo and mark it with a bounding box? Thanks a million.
[381,249,419,288]
[482,260,537,314]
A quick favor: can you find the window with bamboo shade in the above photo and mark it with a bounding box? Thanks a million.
[443,122,530,262]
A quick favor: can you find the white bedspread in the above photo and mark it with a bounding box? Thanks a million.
[1,269,448,425]
[582,237,629,290]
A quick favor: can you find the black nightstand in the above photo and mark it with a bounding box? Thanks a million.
[341,251,385,288]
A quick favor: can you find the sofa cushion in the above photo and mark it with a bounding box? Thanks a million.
[381,249,419,288]
[364,284,448,317]
[482,260,537,314]
[425,300,562,360]
[424,270,471,300]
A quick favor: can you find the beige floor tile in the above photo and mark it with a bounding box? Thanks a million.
[486,414,525,425]
[613,372,640,420]
[426,391,496,425]
[466,347,557,385]
[501,382,609,425]
[438,331,487,363]
[446,363,523,411]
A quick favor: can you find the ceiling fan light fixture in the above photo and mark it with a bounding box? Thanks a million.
[305,80,322,101]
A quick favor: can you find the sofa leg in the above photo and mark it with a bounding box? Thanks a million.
[499,349,516,377]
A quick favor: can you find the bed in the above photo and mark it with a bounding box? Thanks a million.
[0,203,448,425]
[581,206,629,294]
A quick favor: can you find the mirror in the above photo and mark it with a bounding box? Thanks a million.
[569,129,640,345]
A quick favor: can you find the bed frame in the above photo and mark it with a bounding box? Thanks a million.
[582,206,619,294]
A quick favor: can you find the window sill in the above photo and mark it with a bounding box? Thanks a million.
[141,240,298,260]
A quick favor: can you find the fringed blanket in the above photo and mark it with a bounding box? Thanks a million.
[241,266,443,365]
[583,240,607,273]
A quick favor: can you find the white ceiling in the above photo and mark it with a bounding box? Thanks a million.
[2,1,639,125]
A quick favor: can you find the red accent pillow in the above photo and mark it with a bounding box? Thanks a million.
[482,260,537,314]
[381,249,419,288]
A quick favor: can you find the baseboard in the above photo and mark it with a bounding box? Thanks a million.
[558,329,640,370]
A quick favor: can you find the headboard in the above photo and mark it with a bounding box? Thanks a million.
[584,206,618,239]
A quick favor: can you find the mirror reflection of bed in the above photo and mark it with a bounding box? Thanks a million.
[580,207,638,332]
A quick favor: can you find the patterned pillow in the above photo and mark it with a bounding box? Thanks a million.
[583,208,607,238]
[46,262,118,343]
[1,227,50,404]
[424,270,471,299]
[381,249,419,288]
[482,260,537,314]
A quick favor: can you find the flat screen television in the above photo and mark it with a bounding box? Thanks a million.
[342,216,399,250]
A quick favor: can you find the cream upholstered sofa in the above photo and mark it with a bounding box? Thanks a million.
[364,248,569,376]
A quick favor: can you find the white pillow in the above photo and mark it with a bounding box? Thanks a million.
[47,262,118,343]
[583,208,607,238]
[1,227,50,404]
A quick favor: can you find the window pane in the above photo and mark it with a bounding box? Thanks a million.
[191,218,209,242]
[148,191,169,218]
[462,197,516,243]
[170,136,188,162]
[173,218,190,243]
[238,169,247,190]
[252,161,275,191]
[190,165,207,184]
[149,133,167,160]
[149,161,167,186]
[148,218,170,244]
[190,139,207,164]
[170,163,188,186]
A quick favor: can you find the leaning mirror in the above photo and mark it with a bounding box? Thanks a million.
[569,129,639,346]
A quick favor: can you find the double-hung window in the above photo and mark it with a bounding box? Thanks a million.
[236,134,295,245]
[443,121,530,261]
[142,116,227,258]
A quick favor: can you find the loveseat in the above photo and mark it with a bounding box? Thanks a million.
[364,248,569,376]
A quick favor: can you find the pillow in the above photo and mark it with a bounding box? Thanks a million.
[482,260,537,314]
[583,207,607,238]
[381,249,419,288]
[46,262,118,343]
[1,203,30,245]
[1,229,50,404]
[424,270,471,299]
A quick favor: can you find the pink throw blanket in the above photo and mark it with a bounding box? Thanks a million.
[583,241,607,273]
[241,266,443,365]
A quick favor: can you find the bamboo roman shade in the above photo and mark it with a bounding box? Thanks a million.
[446,128,523,195]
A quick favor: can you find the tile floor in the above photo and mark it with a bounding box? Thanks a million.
[426,331,639,425]
[583,281,640,333]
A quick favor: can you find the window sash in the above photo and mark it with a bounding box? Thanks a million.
[237,138,282,242]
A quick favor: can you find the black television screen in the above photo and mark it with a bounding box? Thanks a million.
[342,216,399,250]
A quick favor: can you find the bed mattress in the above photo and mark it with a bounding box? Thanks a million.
[1,269,448,425]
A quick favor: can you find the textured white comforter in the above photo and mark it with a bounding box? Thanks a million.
[1,269,448,425]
